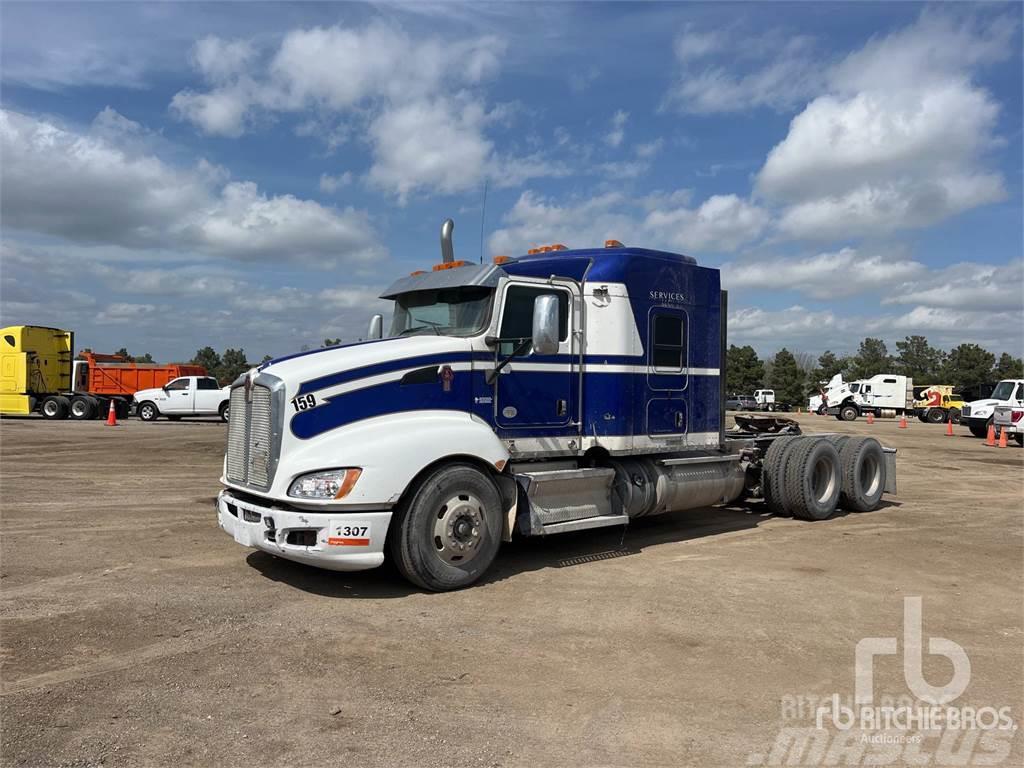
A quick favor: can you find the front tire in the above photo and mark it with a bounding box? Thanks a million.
[389,463,503,591]
[967,419,990,438]
[137,401,159,421]
[219,402,230,422]
[947,407,961,424]
[840,405,859,422]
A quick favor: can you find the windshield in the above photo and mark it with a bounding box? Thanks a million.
[990,381,1016,400]
[850,383,860,393]
[389,287,493,337]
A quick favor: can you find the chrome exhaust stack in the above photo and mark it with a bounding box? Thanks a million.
[440,218,455,264]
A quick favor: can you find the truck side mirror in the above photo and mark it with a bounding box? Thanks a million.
[531,295,559,355]
[367,314,383,340]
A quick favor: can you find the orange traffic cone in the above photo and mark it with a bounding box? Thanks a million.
[866,412,875,425]
[105,399,118,426]
[945,420,954,437]
[985,423,996,447]
[898,414,908,429]
[998,427,1008,449]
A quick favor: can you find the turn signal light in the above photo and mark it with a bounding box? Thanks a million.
[605,239,624,248]
[432,260,470,271]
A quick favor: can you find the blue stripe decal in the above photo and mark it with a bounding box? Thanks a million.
[296,352,489,395]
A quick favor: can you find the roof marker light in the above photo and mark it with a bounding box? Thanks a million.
[540,245,553,252]
[410,270,426,276]
[550,244,567,251]
[605,239,624,248]
[527,248,540,255]
[432,260,470,271]
[492,255,512,265]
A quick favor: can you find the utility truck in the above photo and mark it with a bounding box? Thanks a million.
[961,379,1024,440]
[0,325,205,420]
[217,223,897,591]
[911,385,965,424]
[825,374,915,421]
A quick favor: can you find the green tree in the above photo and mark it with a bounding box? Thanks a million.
[811,350,849,384]
[726,344,764,394]
[219,348,249,384]
[769,348,805,404]
[323,338,342,347]
[136,352,155,363]
[115,347,135,362]
[992,352,1024,380]
[261,354,274,364]
[192,346,222,375]
[942,343,995,389]
[894,335,944,381]
[848,338,891,380]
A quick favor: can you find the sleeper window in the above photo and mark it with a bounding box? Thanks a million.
[652,314,686,371]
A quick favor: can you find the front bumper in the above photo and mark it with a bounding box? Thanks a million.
[217,489,391,572]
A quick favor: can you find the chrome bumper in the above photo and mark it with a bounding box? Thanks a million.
[217,489,391,572]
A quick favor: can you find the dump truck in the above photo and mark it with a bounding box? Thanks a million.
[0,325,205,420]
[217,222,899,591]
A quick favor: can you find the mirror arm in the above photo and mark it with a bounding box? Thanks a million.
[485,338,531,385]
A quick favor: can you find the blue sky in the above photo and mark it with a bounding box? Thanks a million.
[1,1,1021,362]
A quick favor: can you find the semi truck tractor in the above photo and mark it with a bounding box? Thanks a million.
[911,385,965,424]
[0,325,205,419]
[217,224,897,591]
[825,374,915,421]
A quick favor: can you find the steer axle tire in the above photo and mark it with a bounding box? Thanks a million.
[389,463,503,591]
[838,437,886,512]
[137,401,159,421]
[784,438,841,521]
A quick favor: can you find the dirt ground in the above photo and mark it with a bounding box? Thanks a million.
[1,412,1021,767]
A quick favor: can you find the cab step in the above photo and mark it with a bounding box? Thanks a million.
[513,466,624,536]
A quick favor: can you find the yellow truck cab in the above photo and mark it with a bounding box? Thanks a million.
[0,325,73,416]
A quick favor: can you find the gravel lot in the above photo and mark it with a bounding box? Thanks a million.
[1,413,1021,767]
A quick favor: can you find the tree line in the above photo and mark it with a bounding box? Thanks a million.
[727,336,1023,406]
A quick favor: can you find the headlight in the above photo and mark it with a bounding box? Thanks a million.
[287,468,362,500]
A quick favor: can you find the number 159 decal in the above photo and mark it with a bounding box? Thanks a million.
[291,393,317,412]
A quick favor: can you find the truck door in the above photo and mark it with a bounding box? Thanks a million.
[493,282,577,430]
[161,377,194,413]
[194,376,222,413]
[646,308,688,437]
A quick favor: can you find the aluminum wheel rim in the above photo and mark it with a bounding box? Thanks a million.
[43,400,59,417]
[860,455,881,497]
[812,457,837,504]
[71,400,88,417]
[141,405,154,419]
[432,493,485,565]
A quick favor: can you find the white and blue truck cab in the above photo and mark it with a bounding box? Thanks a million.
[218,221,897,590]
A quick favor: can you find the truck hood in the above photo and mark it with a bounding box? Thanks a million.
[260,336,476,389]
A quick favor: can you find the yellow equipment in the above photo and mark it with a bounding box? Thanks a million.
[0,326,74,415]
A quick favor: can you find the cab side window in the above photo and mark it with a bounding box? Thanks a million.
[166,378,190,390]
[651,314,686,371]
[197,377,220,390]
[499,286,569,342]
[1015,383,1024,401]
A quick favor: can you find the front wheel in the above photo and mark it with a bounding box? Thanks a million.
[389,463,503,591]
[967,419,990,438]
[947,408,961,424]
[137,401,159,421]
[219,402,230,422]
[840,405,859,422]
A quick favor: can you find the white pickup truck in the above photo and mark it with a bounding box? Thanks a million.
[134,375,231,422]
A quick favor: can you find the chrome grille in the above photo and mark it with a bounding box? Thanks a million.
[247,385,273,487]
[225,387,248,482]
[224,377,282,489]
[961,405,971,418]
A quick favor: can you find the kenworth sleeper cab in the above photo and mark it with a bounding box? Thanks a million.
[218,223,897,590]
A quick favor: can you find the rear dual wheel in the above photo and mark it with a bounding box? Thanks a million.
[70,396,97,420]
[41,396,70,419]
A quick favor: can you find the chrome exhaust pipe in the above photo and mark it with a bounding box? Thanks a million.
[440,218,455,263]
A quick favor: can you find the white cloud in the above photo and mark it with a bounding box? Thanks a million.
[489,191,768,255]
[665,29,823,114]
[604,110,628,148]
[883,260,1023,312]
[729,305,841,342]
[756,12,1012,239]
[645,194,770,253]
[319,172,353,193]
[0,109,384,267]
[723,248,925,299]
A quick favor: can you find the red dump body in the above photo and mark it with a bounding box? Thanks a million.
[77,353,207,396]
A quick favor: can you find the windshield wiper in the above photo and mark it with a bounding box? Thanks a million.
[397,319,443,337]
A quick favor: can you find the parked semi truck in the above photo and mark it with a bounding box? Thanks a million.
[0,325,205,419]
[825,374,915,421]
[217,224,897,591]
